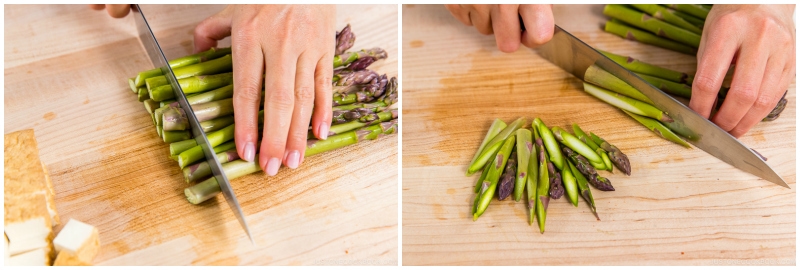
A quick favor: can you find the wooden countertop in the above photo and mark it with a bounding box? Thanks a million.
[4,4,398,266]
[401,4,795,265]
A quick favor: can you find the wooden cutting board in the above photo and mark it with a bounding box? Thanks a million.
[401,4,795,265]
[4,4,398,266]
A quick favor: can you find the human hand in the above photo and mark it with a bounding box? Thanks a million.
[445,4,554,52]
[690,4,795,137]
[89,4,135,18]
[194,5,335,175]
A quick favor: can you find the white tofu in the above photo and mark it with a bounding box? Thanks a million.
[6,248,48,266]
[6,217,51,255]
[53,218,99,263]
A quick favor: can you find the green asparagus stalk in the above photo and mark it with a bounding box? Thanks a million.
[468,119,507,176]
[636,72,692,98]
[162,130,191,143]
[473,161,492,194]
[604,20,697,55]
[588,132,632,176]
[513,129,532,202]
[666,4,709,19]
[474,134,516,220]
[497,149,517,201]
[467,118,526,175]
[326,110,397,136]
[561,160,579,207]
[333,48,388,69]
[129,77,138,93]
[133,47,232,87]
[534,132,550,233]
[534,118,565,171]
[567,158,598,220]
[200,115,235,133]
[182,141,240,183]
[143,99,160,115]
[149,72,234,102]
[672,10,706,28]
[623,110,691,148]
[604,5,701,48]
[583,83,673,123]
[600,50,694,85]
[551,127,604,166]
[584,65,654,105]
[177,124,235,168]
[137,87,148,102]
[145,76,168,91]
[631,4,703,34]
[162,99,234,131]
[526,125,539,225]
[306,120,398,156]
[571,124,612,172]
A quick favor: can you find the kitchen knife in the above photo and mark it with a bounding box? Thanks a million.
[536,25,789,188]
[134,5,257,243]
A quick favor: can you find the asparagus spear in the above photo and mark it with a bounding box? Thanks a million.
[588,132,632,176]
[534,132,550,233]
[177,124,235,168]
[561,160,579,207]
[630,4,703,34]
[162,130,191,143]
[672,10,706,28]
[134,47,231,87]
[567,158,598,220]
[149,72,234,102]
[326,110,397,136]
[604,5,701,48]
[497,149,517,201]
[332,76,397,106]
[666,4,709,19]
[584,64,654,105]
[143,99,160,115]
[551,127,604,167]
[467,118,526,175]
[571,124,613,172]
[474,135,516,220]
[335,24,355,55]
[514,129,532,202]
[623,110,691,148]
[604,20,697,55]
[533,118,564,171]
[468,119,507,177]
[635,72,692,98]
[600,50,694,85]
[182,141,242,183]
[473,161,492,194]
[583,83,673,123]
[547,160,564,199]
[563,147,615,191]
[526,125,540,225]
[333,48,388,69]
[137,87,148,102]
[162,99,234,131]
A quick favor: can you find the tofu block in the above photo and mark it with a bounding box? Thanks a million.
[53,251,92,266]
[4,129,60,227]
[4,192,54,263]
[53,219,99,263]
[6,248,49,266]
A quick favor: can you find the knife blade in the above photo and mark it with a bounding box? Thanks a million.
[134,5,257,243]
[536,25,789,188]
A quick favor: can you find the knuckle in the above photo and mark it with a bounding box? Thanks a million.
[692,75,721,96]
[294,86,315,102]
[729,88,758,105]
[753,95,776,110]
[265,88,294,109]
[234,85,262,103]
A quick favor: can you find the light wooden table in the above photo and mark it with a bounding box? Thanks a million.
[401,4,795,265]
[5,4,398,266]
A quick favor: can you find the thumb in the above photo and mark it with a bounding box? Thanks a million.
[194,7,233,53]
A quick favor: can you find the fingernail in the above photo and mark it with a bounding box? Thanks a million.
[286,150,300,169]
[243,142,255,162]
[266,157,280,176]
[319,123,329,140]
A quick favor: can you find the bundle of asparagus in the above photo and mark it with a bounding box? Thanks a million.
[600,4,787,122]
[127,25,399,205]
[469,118,629,233]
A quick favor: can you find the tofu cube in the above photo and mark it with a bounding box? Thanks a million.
[53,219,99,263]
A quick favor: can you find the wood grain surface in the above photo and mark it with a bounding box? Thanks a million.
[4,4,398,266]
[401,4,795,266]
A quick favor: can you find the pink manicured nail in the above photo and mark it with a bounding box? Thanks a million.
[266,157,280,176]
[319,123,329,140]
[243,142,255,162]
[286,150,300,169]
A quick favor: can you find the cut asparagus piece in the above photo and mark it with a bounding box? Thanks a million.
[534,118,564,171]
[588,132,632,176]
[143,99,160,114]
[623,110,691,148]
[182,149,240,183]
[567,158,598,220]
[497,149,517,201]
[534,133,550,233]
[604,20,697,55]
[137,87,148,102]
[514,129,532,202]
[583,83,673,122]
[526,125,540,225]
[162,130,191,143]
[186,121,398,204]
[551,127,604,166]
[467,118,526,175]
[474,134,516,220]
[600,50,694,85]
[547,160,564,199]
[604,5,701,48]
[572,123,613,172]
[473,160,492,194]
[128,77,138,93]
[631,4,703,34]
[563,147,615,191]
[468,119,508,176]
[584,64,654,105]
[561,161,579,207]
